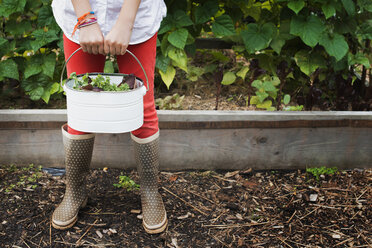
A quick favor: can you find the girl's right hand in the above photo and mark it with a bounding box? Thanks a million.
[79,23,104,55]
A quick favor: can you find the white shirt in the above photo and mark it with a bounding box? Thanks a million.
[52,0,167,45]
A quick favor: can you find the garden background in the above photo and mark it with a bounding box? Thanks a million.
[0,0,371,111]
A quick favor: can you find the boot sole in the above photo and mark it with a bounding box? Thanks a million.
[143,217,168,234]
[52,197,88,230]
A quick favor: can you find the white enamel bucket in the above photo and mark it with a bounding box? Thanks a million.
[60,47,148,133]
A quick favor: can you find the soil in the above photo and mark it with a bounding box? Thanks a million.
[0,164,371,247]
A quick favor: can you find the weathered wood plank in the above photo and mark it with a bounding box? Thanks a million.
[0,127,371,170]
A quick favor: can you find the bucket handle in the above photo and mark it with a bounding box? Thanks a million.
[60,47,149,91]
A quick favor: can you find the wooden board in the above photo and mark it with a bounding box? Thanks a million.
[1,127,371,170]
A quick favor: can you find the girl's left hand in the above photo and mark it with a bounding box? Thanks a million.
[104,24,132,55]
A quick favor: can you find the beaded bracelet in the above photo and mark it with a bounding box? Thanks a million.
[72,11,96,37]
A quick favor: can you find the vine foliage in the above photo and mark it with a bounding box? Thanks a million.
[0,0,64,103]
[0,0,371,109]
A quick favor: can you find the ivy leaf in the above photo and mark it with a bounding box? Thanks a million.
[5,20,32,36]
[159,65,176,89]
[0,59,19,80]
[252,80,263,89]
[358,0,372,12]
[271,76,281,86]
[194,1,218,24]
[24,55,43,79]
[319,33,349,61]
[29,86,44,101]
[174,10,193,28]
[271,36,286,54]
[271,20,294,54]
[290,15,325,47]
[288,0,305,14]
[357,21,372,40]
[341,0,355,16]
[168,47,188,72]
[24,64,42,79]
[158,16,174,34]
[42,53,56,79]
[294,50,327,76]
[30,29,59,52]
[0,38,8,48]
[159,10,192,34]
[332,56,348,71]
[221,72,236,85]
[334,16,357,34]
[283,94,291,105]
[49,82,61,95]
[242,23,276,53]
[156,54,170,73]
[236,67,249,79]
[322,2,336,19]
[257,100,273,109]
[250,95,260,105]
[347,52,371,68]
[187,66,204,81]
[38,5,55,26]
[41,89,51,104]
[212,14,235,36]
[0,0,26,17]
[256,91,269,102]
[263,81,277,92]
[168,28,189,49]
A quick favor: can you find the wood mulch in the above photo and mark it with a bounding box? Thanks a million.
[0,164,371,247]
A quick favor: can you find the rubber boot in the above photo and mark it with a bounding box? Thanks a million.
[52,124,95,230]
[131,130,168,234]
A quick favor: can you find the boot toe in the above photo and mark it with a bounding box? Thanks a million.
[143,215,168,234]
[52,207,78,229]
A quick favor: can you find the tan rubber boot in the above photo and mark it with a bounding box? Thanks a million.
[52,124,95,230]
[131,130,168,234]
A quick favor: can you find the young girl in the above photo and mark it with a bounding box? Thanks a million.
[51,0,167,234]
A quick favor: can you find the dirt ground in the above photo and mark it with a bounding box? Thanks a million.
[0,164,371,247]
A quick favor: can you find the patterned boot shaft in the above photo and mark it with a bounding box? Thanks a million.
[52,125,95,228]
[132,132,167,230]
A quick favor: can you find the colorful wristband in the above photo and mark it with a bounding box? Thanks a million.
[72,11,96,37]
[78,18,97,28]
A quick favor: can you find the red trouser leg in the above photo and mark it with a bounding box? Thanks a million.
[117,33,159,139]
[63,34,159,138]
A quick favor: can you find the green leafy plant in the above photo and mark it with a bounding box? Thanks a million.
[1,0,371,111]
[249,77,280,111]
[113,174,139,191]
[0,0,65,103]
[306,166,338,181]
[2,164,43,192]
[156,0,371,111]
[69,72,133,92]
[283,104,304,111]
[155,93,185,110]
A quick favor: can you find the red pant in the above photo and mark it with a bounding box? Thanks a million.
[63,34,159,139]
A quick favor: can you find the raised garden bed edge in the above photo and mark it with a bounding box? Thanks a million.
[0,109,371,170]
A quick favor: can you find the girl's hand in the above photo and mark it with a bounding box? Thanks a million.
[104,24,132,55]
[79,23,105,55]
